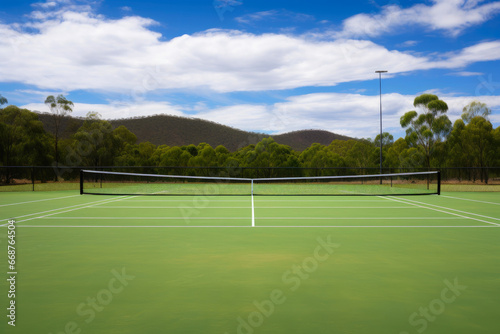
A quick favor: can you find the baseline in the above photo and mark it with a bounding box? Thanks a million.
[13,225,496,228]
[93,206,415,209]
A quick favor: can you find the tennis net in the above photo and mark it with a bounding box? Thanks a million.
[80,170,440,196]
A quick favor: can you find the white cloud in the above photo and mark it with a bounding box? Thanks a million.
[2,9,500,94]
[235,10,277,24]
[32,1,58,9]
[22,93,500,139]
[4,1,498,142]
[398,40,419,47]
[446,71,483,76]
[434,41,500,68]
[22,101,186,120]
[235,9,314,24]
[336,0,500,38]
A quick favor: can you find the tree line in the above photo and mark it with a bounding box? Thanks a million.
[0,93,499,183]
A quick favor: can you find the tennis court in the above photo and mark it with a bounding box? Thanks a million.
[1,174,499,334]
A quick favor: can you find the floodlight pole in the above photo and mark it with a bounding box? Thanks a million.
[375,70,387,183]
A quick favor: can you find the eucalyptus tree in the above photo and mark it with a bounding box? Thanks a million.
[0,106,52,182]
[45,95,74,169]
[71,112,122,167]
[400,94,452,169]
[0,94,7,107]
[462,101,491,124]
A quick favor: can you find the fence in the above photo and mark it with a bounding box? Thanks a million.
[1,166,499,192]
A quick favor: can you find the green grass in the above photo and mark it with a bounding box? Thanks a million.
[82,181,439,196]
[0,182,80,192]
[3,180,498,193]
[441,184,500,192]
[1,190,499,334]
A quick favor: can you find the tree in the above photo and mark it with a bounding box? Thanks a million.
[328,140,357,157]
[71,112,118,167]
[385,138,408,169]
[462,101,491,124]
[160,147,191,173]
[0,94,7,107]
[300,143,344,176]
[344,140,378,171]
[398,147,426,170]
[373,132,394,147]
[113,125,137,147]
[373,132,394,171]
[447,119,470,168]
[150,145,169,167]
[45,95,74,169]
[135,142,157,167]
[215,145,230,166]
[447,116,496,182]
[241,138,297,177]
[188,145,217,172]
[493,126,500,167]
[0,106,52,183]
[400,94,452,169]
[185,144,198,157]
[461,116,495,182]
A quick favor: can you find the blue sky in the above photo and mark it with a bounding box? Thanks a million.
[1,0,500,139]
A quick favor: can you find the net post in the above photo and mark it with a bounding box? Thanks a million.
[80,169,83,195]
[437,170,441,195]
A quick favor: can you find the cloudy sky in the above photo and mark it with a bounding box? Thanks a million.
[1,0,500,139]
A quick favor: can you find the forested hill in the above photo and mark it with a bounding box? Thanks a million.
[35,113,353,151]
[274,130,352,151]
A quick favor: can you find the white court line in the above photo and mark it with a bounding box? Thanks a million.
[17,225,251,228]
[14,225,496,228]
[0,194,80,207]
[256,217,461,220]
[42,217,250,220]
[0,196,134,226]
[127,199,388,202]
[256,225,496,228]
[383,196,500,227]
[441,195,500,206]
[256,206,412,209]
[15,196,136,223]
[40,216,463,220]
[254,199,388,202]
[398,197,500,222]
[251,192,255,227]
[129,199,251,202]
[94,206,414,209]
[95,206,251,209]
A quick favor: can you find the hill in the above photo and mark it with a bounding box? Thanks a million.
[35,113,353,151]
[273,130,352,151]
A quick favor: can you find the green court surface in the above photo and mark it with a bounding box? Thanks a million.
[1,190,499,334]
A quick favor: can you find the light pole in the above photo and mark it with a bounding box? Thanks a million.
[375,70,387,179]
